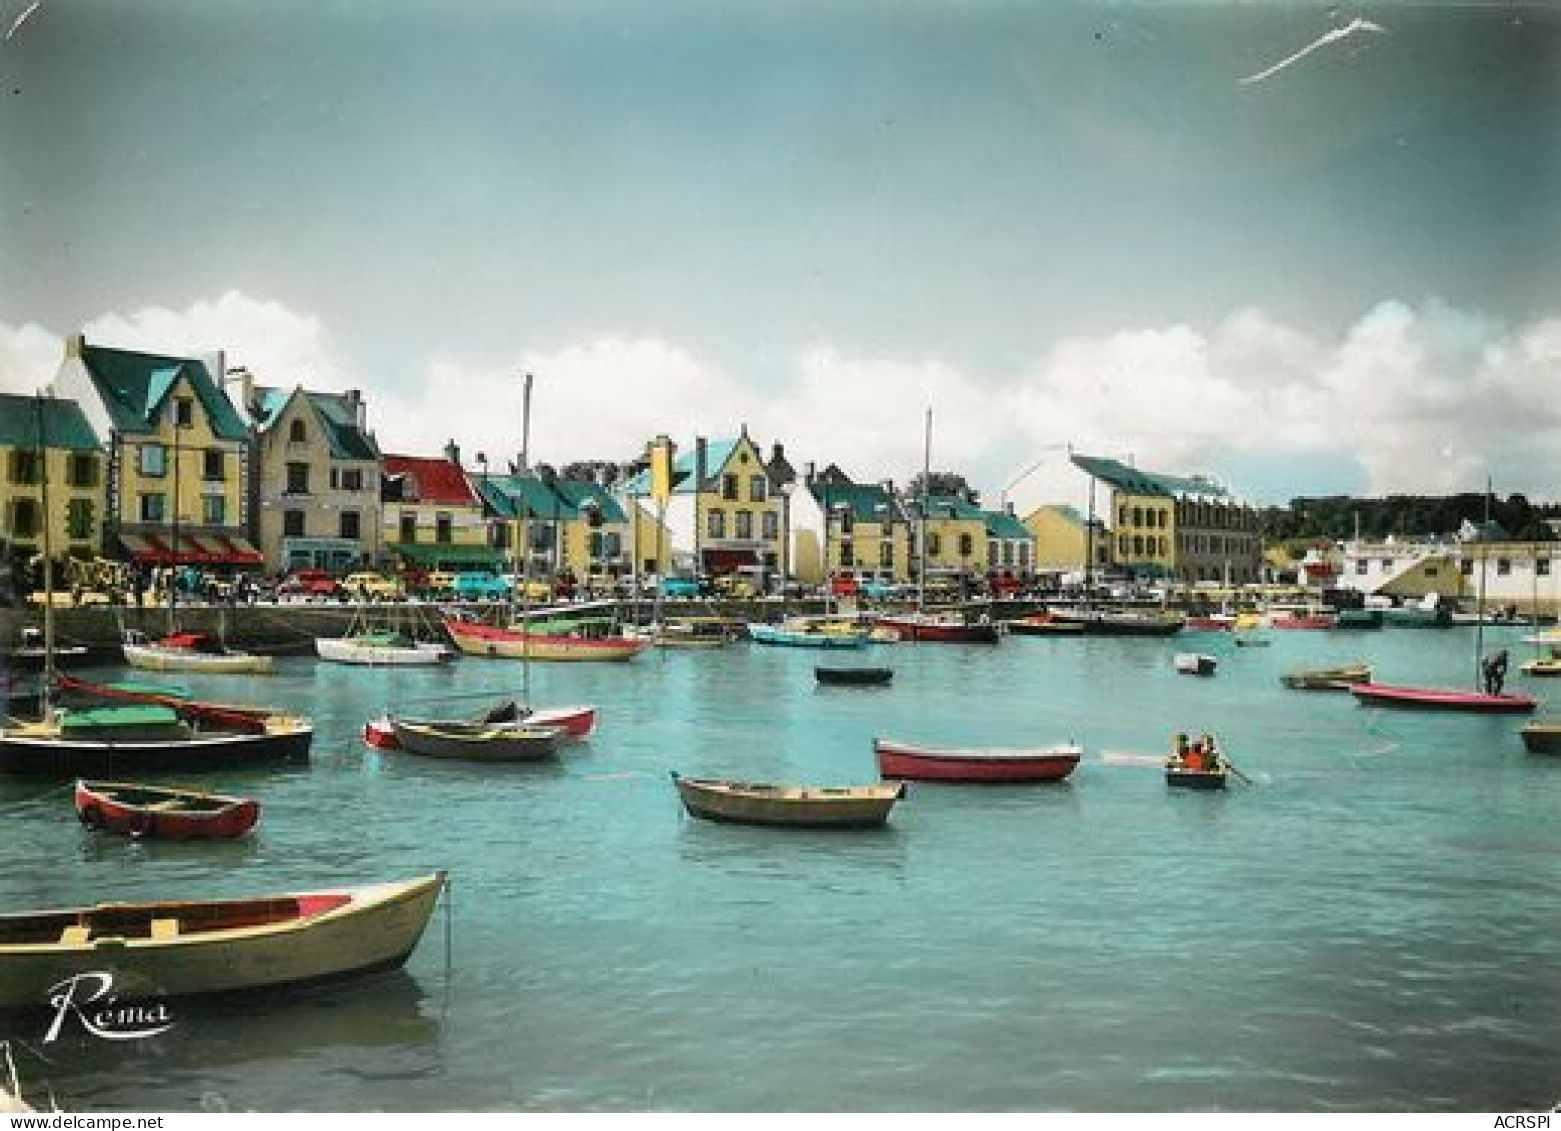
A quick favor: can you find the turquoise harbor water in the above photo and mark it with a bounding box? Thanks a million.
[3,622,1559,1112]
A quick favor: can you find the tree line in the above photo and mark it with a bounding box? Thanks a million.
[1259,494,1561,543]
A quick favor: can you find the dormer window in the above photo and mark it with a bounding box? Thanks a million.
[289,420,307,443]
[175,398,194,428]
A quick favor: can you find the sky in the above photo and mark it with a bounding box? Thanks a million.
[2,0,1558,515]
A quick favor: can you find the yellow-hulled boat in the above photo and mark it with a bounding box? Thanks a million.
[671,772,904,828]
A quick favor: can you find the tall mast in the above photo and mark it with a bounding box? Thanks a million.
[35,394,56,711]
[519,374,534,702]
[918,406,931,613]
[1475,476,1491,690]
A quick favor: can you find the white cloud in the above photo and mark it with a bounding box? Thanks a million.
[3,293,1557,515]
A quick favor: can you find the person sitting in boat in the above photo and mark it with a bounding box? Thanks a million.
[1170,732,1190,769]
[1483,649,1509,696]
[1184,738,1205,771]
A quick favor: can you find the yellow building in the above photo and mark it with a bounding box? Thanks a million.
[0,393,103,582]
[796,467,911,587]
[473,469,633,588]
[53,336,261,571]
[911,495,992,592]
[382,446,500,574]
[243,379,384,574]
[1023,504,1110,579]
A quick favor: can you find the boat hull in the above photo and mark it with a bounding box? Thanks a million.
[1044,610,1185,637]
[672,774,903,828]
[364,703,595,748]
[875,616,999,643]
[1521,723,1561,754]
[122,643,274,674]
[0,873,444,1011]
[74,780,259,840]
[1174,653,1217,676]
[1281,666,1371,691]
[316,637,454,666]
[1166,768,1228,790]
[1349,683,1538,713]
[814,667,894,686]
[389,719,561,761]
[0,720,313,777]
[873,738,1082,783]
[748,624,870,649]
[444,619,646,662]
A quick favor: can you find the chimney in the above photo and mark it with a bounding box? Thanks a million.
[695,437,708,490]
[770,441,785,462]
[65,333,85,359]
[344,388,365,429]
[804,461,816,485]
[444,439,461,467]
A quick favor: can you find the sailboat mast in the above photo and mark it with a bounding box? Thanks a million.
[34,394,56,709]
[1474,477,1492,688]
[518,374,534,703]
[918,406,931,613]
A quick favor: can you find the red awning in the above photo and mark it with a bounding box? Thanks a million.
[216,535,264,565]
[702,548,758,574]
[119,532,263,566]
[119,533,164,562]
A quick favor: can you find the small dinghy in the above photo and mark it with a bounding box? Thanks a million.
[814,666,893,687]
[670,772,905,828]
[74,779,259,839]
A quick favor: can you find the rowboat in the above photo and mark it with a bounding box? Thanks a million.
[1173,652,1217,676]
[874,612,999,643]
[1166,733,1228,789]
[388,718,563,761]
[670,772,905,828]
[0,872,445,1011]
[74,779,260,840]
[363,700,595,749]
[1348,682,1538,713]
[814,666,894,686]
[443,616,647,662]
[1004,613,1085,636]
[1280,663,1372,691]
[1519,657,1561,677]
[1521,722,1561,754]
[633,616,742,650]
[316,631,454,666]
[748,622,870,649]
[873,737,1082,782]
[1041,607,1185,636]
[121,630,274,674]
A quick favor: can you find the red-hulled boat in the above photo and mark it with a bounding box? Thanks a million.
[874,612,1000,643]
[1348,683,1538,713]
[363,700,596,749]
[74,779,259,840]
[873,737,1082,782]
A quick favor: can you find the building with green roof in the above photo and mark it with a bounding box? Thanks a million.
[239,376,384,573]
[1070,452,1261,584]
[794,466,911,587]
[473,469,633,586]
[0,392,104,571]
[53,335,260,568]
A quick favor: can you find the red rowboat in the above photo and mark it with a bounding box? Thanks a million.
[873,737,1082,782]
[1349,683,1538,713]
[363,701,596,749]
[74,779,259,840]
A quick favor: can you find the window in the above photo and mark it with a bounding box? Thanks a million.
[1497,558,1512,576]
[1460,560,1474,576]
[9,449,40,485]
[139,493,166,523]
[203,449,224,481]
[202,494,225,524]
[288,419,307,443]
[400,514,417,542]
[735,510,753,539]
[175,398,194,427]
[749,475,767,503]
[9,497,40,538]
[762,511,778,539]
[1539,558,1552,577]
[69,454,98,488]
[283,509,305,536]
[839,540,854,567]
[66,497,93,540]
[340,511,361,539]
[927,532,941,557]
[1356,560,1368,575]
[722,474,738,501]
[330,468,340,490]
[1132,506,1143,527]
[436,514,453,543]
[286,462,310,494]
[879,541,894,569]
[342,468,363,492]
[958,532,974,558]
[1425,566,1438,578]
[139,444,167,477]
[707,509,726,539]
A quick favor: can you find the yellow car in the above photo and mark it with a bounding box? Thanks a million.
[342,572,404,600]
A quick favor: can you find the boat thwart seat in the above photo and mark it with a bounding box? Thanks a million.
[60,924,90,945]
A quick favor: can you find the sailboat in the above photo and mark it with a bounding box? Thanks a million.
[874,408,1000,644]
[316,603,455,666]
[1351,484,1537,713]
[0,394,313,776]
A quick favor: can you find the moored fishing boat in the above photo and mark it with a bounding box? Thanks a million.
[748,621,871,649]
[1519,657,1561,677]
[388,718,563,761]
[631,616,742,649]
[1280,663,1372,691]
[873,737,1082,782]
[363,700,595,748]
[814,666,893,686]
[1004,612,1084,636]
[443,615,647,662]
[121,630,274,674]
[74,779,260,840]
[1348,682,1537,713]
[0,872,445,1011]
[316,631,454,666]
[873,611,999,643]
[1520,721,1561,754]
[670,772,905,828]
[1042,607,1186,636]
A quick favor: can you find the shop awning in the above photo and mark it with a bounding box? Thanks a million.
[702,548,759,573]
[119,531,264,566]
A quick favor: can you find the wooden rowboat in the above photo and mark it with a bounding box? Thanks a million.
[814,666,894,686]
[74,780,259,840]
[0,872,445,1011]
[1166,734,1229,790]
[388,718,563,761]
[1280,664,1372,691]
[873,737,1082,782]
[1521,721,1561,754]
[670,772,905,828]
[363,701,595,749]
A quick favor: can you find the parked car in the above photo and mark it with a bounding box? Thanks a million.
[342,572,404,601]
[278,568,343,600]
[451,571,511,600]
[659,576,704,598]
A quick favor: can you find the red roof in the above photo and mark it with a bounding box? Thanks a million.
[383,454,476,506]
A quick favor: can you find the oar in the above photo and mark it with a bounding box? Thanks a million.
[1222,757,1254,785]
